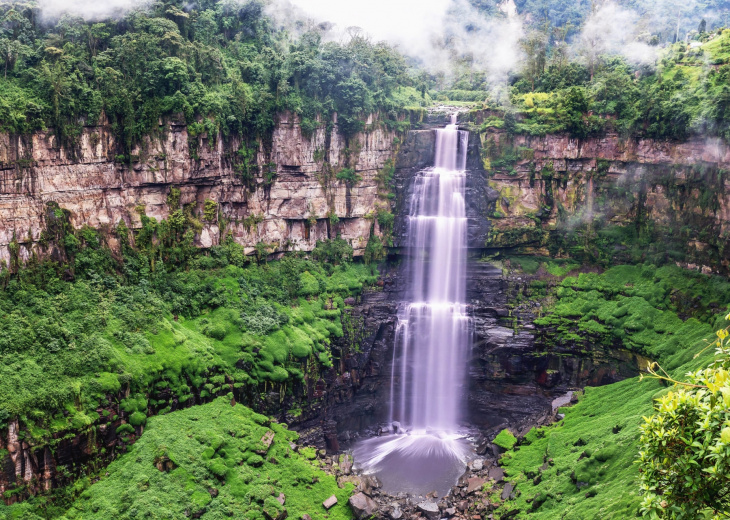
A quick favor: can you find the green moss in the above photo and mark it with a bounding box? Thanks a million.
[62,398,354,519]
[494,429,518,450]
[495,264,729,519]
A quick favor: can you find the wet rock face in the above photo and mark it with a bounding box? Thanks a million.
[286,255,644,453]
[465,262,645,436]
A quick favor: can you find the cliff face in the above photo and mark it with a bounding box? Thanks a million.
[470,130,730,270]
[0,112,399,265]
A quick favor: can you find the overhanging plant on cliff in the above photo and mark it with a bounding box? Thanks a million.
[638,318,730,519]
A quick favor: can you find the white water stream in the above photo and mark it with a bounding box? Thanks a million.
[354,115,473,496]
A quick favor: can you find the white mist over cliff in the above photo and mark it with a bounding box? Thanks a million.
[37,0,150,21]
[274,0,524,85]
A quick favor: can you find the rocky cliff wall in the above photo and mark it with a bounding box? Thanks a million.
[457,128,730,271]
[0,112,399,265]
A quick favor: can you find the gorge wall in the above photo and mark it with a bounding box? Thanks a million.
[474,128,730,271]
[3,113,730,504]
[0,111,399,266]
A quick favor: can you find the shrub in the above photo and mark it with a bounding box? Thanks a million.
[638,323,730,518]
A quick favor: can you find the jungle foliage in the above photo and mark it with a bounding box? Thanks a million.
[0,0,415,154]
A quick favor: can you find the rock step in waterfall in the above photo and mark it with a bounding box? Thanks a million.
[353,114,474,496]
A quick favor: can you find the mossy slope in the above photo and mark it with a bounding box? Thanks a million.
[496,264,730,518]
[60,398,353,520]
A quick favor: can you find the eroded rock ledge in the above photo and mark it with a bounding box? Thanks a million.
[0,111,400,265]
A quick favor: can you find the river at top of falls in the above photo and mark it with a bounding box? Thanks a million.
[353,114,475,497]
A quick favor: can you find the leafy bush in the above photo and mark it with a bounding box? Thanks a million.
[638,323,730,519]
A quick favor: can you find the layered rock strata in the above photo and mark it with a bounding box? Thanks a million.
[0,112,398,264]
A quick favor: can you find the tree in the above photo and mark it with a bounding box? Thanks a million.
[699,18,707,35]
[638,320,730,519]
[521,29,548,91]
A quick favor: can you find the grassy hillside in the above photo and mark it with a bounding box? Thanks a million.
[493,263,730,518]
[4,398,354,520]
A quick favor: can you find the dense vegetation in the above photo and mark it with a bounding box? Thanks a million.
[436,2,730,142]
[0,224,374,430]
[501,29,730,140]
[0,211,377,516]
[492,261,730,519]
[62,398,355,520]
[0,0,423,155]
[1,0,730,518]
[638,324,730,519]
[3,398,354,520]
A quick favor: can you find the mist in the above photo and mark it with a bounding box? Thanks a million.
[37,0,150,21]
[272,0,525,86]
[573,2,659,67]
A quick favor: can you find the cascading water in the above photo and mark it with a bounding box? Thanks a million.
[353,115,474,496]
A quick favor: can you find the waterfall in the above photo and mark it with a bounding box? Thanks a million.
[392,114,471,431]
[354,114,473,496]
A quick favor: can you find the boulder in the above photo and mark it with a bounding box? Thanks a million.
[323,495,338,510]
[501,482,514,501]
[488,467,504,483]
[466,477,486,494]
[257,430,275,454]
[339,453,353,475]
[417,501,440,520]
[349,492,378,519]
[337,475,362,489]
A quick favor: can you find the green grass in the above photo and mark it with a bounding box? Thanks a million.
[494,264,730,519]
[56,398,353,520]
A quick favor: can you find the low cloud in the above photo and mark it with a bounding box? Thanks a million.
[37,0,150,21]
[271,0,525,88]
[573,3,659,66]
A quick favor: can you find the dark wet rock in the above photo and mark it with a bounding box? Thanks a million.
[488,467,504,483]
[466,477,486,494]
[257,430,275,454]
[339,453,353,475]
[349,492,378,519]
[263,504,287,520]
[501,482,514,501]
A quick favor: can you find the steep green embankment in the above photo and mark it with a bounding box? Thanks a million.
[0,227,374,517]
[64,398,354,520]
[493,263,730,519]
[9,398,353,520]
[0,240,373,441]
